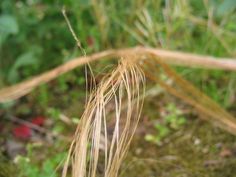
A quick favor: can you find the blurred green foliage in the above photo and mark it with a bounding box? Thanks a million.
[15,143,67,177]
[0,0,236,79]
[0,0,77,85]
[0,0,236,105]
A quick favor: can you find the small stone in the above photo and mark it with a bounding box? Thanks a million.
[194,138,201,145]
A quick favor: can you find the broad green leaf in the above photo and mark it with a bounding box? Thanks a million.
[0,15,18,34]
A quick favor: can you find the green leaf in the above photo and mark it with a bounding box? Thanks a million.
[165,114,176,123]
[145,134,155,142]
[155,124,170,138]
[53,124,65,133]
[166,103,176,112]
[41,160,56,177]
[0,101,16,109]
[8,51,38,83]
[47,108,61,120]
[0,15,19,34]
[0,14,18,44]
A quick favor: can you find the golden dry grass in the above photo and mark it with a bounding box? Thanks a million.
[62,56,145,177]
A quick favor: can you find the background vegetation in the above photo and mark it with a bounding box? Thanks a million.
[0,0,236,176]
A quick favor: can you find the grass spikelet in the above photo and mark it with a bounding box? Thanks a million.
[62,56,145,177]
